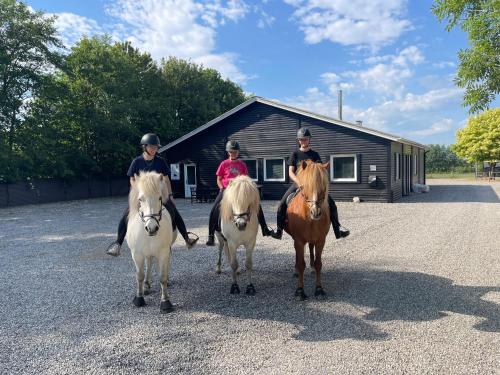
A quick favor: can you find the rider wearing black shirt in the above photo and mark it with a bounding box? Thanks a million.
[272,127,350,240]
[106,133,199,256]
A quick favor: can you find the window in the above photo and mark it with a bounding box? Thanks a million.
[395,153,401,180]
[413,154,418,175]
[330,154,358,182]
[264,158,285,181]
[242,159,258,181]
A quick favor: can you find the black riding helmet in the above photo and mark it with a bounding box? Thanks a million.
[225,140,240,151]
[140,133,161,147]
[297,127,311,138]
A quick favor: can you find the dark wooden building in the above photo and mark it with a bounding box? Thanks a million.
[159,97,427,202]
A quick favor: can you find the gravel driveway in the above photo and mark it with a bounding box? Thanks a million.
[1,179,499,374]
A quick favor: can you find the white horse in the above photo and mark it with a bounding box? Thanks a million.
[126,171,177,313]
[215,175,261,295]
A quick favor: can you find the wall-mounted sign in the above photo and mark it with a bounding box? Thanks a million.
[170,164,180,180]
[370,165,377,172]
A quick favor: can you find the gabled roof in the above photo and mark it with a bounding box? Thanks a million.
[159,96,428,152]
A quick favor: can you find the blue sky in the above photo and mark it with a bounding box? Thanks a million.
[26,0,497,145]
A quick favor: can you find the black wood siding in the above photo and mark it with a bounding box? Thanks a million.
[162,102,425,202]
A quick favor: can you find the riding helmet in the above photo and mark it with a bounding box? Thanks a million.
[140,133,161,147]
[297,127,311,139]
[225,140,240,151]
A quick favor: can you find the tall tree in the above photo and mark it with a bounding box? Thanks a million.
[452,108,500,172]
[161,57,246,142]
[0,0,63,182]
[432,0,500,113]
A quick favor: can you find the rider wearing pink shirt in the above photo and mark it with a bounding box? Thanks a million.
[206,140,276,246]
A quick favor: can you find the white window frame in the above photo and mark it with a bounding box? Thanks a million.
[264,158,286,182]
[413,154,418,175]
[330,154,358,182]
[241,159,258,181]
[170,163,180,181]
[395,153,401,180]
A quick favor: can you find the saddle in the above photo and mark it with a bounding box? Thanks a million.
[286,188,300,205]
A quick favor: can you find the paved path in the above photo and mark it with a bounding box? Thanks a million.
[0,179,498,374]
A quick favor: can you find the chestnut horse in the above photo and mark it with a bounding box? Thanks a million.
[286,160,330,300]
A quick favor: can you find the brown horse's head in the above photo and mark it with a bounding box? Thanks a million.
[296,160,330,221]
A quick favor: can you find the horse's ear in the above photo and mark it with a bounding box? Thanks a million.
[301,160,308,170]
[322,161,330,170]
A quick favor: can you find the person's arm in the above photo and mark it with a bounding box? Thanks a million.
[163,175,174,203]
[129,176,135,188]
[216,176,224,190]
[288,165,300,185]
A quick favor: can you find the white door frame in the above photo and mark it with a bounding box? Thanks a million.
[184,163,197,198]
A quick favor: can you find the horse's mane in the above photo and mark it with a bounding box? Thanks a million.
[296,160,329,204]
[128,171,170,217]
[220,175,260,222]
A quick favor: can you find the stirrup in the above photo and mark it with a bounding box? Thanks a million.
[185,232,199,249]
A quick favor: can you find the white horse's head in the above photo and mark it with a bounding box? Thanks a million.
[220,175,260,231]
[129,172,170,236]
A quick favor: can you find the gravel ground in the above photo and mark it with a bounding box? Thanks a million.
[0,179,499,374]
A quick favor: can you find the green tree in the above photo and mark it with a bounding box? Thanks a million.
[453,108,500,173]
[432,0,500,113]
[0,0,63,181]
[161,57,246,142]
[426,144,472,172]
[22,36,168,179]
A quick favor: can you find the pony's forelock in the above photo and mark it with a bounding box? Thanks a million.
[297,160,329,202]
[220,175,260,222]
[129,172,169,216]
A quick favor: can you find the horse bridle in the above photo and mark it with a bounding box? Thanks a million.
[139,197,163,228]
[233,207,251,224]
[299,186,325,209]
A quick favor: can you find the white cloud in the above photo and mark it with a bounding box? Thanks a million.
[410,118,453,136]
[50,0,252,84]
[257,10,276,28]
[51,12,102,46]
[321,46,425,100]
[284,0,412,48]
[281,86,463,137]
[432,61,456,69]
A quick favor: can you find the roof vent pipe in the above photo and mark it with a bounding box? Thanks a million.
[338,90,342,120]
[356,120,363,126]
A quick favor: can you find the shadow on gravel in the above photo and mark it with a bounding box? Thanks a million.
[398,184,500,203]
[186,264,500,342]
[329,269,500,333]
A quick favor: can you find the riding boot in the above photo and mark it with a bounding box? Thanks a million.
[327,196,350,239]
[258,205,275,237]
[164,200,199,249]
[106,208,129,256]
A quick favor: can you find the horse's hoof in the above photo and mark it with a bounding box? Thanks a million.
[143,289,151,296]
[314,287,326,298]
[230,283,240,294]
[160,300,174,313]
[294,288,308,301]
[246,284,256,295]
[133,296,146,307]
[236,267,241,275]
[293,272,298,278]
[215,266,222,274]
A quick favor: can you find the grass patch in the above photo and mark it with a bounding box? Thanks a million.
[427,172,476,179]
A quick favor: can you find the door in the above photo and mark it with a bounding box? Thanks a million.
[184,164,197,198]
